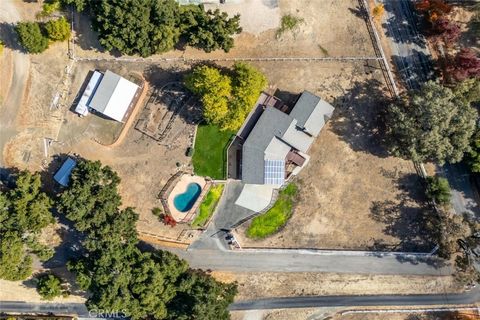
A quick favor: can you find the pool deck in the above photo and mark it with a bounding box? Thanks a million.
[168,174,207,222]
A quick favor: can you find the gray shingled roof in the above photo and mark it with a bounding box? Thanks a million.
[242,107,293,184]
[289,91,335,137]
[241,91,335,185]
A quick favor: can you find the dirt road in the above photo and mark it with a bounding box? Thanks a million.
[0,0,30,166]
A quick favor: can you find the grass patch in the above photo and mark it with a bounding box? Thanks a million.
[246,183,299,239]
[192,124,235,179]
[191,184,225,228]
[276,14,304,38]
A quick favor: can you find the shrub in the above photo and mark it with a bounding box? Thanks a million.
[42,0,61,16]
[372,4,385,20]
[161,214,177,227]
[45,17,71,41]
[36,274,64,300]
[15,22,49,54]
[276,14,304,38]
[426,176,451,205]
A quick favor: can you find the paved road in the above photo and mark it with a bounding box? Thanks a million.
[230,288,480,310]
[162,245,451,275]
[2,288,479,315]
[0,301,89,317]
[0,0,29,167]
[379,0,479,216]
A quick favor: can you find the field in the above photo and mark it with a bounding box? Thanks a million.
[192,124,234,179]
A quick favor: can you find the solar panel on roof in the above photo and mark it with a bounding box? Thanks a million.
[264,159,285,185]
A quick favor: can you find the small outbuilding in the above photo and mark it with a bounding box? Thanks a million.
[75,70,140,122]
[53,157,77,187]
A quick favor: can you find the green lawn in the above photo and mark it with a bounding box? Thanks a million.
[246,183,298,239]
[191,184,225,228]
[192,124,235,179]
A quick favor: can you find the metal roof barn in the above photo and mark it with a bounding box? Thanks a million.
[74,71,103,116]
[54,157,77,187]
[88,70,139,122]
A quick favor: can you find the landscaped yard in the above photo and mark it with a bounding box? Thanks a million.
[246,183,298,239]
[191,184,225,228]
[192,124,235,179]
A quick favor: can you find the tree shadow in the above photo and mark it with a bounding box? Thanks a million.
[381,0,428,47]
[73,11,106,53]
[0,22,26,53]
[391,49,436,90]
[369,172,436,252]
[330,78,390,158]
[142,65,203,126]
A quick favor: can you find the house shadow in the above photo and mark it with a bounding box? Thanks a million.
[330,78,390,158]
[368,172,436,253]
[0,22,26,53]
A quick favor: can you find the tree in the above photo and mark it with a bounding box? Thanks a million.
[180,6,242,52]
[82,0,240,57]
[15,22,49,54]
[36,274,64,300]
[0,232,33,281]
[45,17,71,41]
[61,0,89,11]
[184,65,231,126]
[42,0,61,16]
[167,270,237,320]
[425,176,451,205]
[0,171,54,280]
[386,81,477,164]
[432,17,461,45]
[449,48,480,82]
[59,159,236,319]
[372,4,385,20]
[185,62,267,131]
[415,0,452,22]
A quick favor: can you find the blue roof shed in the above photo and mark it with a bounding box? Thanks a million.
[54,157,77,187]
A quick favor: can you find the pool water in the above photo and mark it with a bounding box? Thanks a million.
[173,183,202,212]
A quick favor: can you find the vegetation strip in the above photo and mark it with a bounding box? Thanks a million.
[246,183,298,239]
[191,184,225,228]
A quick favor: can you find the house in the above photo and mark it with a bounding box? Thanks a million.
[234,91,334,212]
[53,157,77,187]
[74,70,140,122]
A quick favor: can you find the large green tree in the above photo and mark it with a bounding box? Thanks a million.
[15,21,49,54]
[185,62,267,131]
[87,0,241,57]
[180,6,241,53]
[386,81,477,164]
[0,171,54,280]
[59,159,236,319]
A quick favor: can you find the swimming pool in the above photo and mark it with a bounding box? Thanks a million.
[173,182,202,212]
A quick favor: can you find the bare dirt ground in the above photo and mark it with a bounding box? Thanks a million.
[73,0,375,59]
[235,69,430,252]
[212,271,459,301]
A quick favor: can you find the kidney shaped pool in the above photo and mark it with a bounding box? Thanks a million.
[173,182,202,212]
